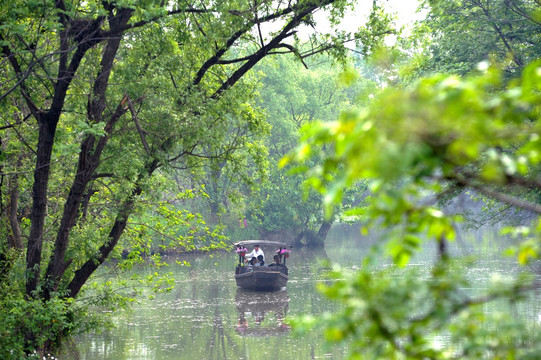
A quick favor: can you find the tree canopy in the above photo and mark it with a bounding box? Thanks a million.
[413,0,541,76]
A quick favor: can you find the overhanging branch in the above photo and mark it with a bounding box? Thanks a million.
[453,173,541,214]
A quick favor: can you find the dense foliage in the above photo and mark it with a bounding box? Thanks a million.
[287,58,541,360]
[244,55,366,245]
[0,0,359,355]
[285,8,541,359]
[413,0,541,76]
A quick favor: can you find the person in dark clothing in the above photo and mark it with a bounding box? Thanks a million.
[256,254,265,266]
[269,254,281,266]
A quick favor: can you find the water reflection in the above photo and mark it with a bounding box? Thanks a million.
[235,289,290,336]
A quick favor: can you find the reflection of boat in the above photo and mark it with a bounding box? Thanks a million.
[235,289,290,336]
[233,240,292,291]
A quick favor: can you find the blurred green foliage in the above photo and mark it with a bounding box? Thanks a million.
[286,56,541,358]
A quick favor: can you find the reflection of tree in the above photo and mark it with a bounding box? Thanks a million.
[297,246,330,263]
[206,282,237,359]
[208,299,227,359]
[235,289,290,336]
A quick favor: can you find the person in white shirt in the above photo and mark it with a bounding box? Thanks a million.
[244,244,264,263]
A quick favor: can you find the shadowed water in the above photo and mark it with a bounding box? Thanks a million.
[73,224,541,359]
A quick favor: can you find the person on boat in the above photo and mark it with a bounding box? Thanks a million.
[248,257,257,266]
[255,254,265,266]
[268,254,281,266]
[255,312,265,325]
[245,244,264,263]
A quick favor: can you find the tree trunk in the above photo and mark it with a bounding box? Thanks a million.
[316,220,332,243]
[209,161,226,221]
[42,10,132,298]
[26,115,57,297]
[7,162,23,250]
[67,160,158,298]
[24,17,104,297]
[66,205,135,299]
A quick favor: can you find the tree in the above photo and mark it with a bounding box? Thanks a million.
[246,54,366,246]
[286,58,541,358]
[179,53,374,246]
[0,0,359,354]
[412,0,541,76]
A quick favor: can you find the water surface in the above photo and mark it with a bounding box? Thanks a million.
[75,225,541,359]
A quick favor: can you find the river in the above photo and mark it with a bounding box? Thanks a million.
[73,224,541,359]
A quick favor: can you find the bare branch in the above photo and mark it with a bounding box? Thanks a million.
[127,96,151,156]
[453,173,541,214]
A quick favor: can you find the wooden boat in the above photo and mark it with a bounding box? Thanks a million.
[233,240,292,291]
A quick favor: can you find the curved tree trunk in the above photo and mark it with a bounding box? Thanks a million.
[316,220,332,243]
[67,160,158,299]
